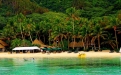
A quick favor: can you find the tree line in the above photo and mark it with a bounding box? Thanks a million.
[0,0,121,51]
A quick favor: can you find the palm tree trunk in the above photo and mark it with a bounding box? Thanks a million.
[87,35,90,49]
[20,24,24,39]
[72,19,75,50]
[49,31,50,45]
[115,30,118,49]
[61,37,64,50]
[68,35,70,50]
[73,37,75,49]
[73,20,74,35]
[83,38,86,50]
[29,31,33,42]
[43,35,46,43]
[98,34,100,51]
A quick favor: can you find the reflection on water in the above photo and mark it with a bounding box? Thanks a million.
[0,57,121,75]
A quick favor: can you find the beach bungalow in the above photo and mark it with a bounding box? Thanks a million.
[69,41,84,52]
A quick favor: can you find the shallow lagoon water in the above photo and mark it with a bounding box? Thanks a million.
[0,57,121,75]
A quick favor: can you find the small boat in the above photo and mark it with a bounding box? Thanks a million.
[78,53,86,58]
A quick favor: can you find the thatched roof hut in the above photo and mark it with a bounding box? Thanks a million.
[0,40,8,46]
[52,42,57,46]
[32,39,44,45]
[32,39,48,47]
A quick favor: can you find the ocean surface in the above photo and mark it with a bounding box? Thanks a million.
[0,57,121,75]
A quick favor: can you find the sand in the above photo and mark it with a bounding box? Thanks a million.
[0,51,121,58]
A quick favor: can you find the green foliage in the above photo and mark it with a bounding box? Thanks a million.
[61,39,68,50]
[0,16,7,29]
[39,12,67,40]
[11,38,22,48]
[0,0,121,51]
[0,0,48,16]
[101,33,116,50]
[32,0,72,12]
[11,38,32,49]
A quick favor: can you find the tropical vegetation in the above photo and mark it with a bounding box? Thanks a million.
[0,0,121,52]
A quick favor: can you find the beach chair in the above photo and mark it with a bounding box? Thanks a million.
[51,47,57,53]
[46,47,52,54]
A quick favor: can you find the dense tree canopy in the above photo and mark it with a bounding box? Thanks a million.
[0,0,121,52]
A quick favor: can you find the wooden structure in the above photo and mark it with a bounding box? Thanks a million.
[77,41,84,47]
[69,41,78,47]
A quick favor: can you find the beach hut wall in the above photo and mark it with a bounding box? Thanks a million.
[0,40,8,46]
[52,42,57,46]
[52,42,61,47]
[77,41,84,47]
[69,42,78,47]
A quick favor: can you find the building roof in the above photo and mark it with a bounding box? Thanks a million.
[32,39,44,46]
[0,44,5,48]
[0,40,8,46]
[12,46,40,50]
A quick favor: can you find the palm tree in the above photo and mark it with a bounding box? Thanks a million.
[65,22,72,50]
[13,13,27,40]
[92,21,106,51]
[40,12,67,45]
[38,17,53,45]
[79,21,92,50]
[52,17,67,48]
[109,17,120,50]
[11,38,22,48]
[25,18,35,42]
[1,24,15,39]
[66,7,81,49]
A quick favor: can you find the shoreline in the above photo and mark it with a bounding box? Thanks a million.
[0,51,121,58]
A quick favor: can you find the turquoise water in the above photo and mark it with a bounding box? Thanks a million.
[0,57,121,75]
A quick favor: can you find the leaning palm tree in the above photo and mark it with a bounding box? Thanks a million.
[101,33,116,51]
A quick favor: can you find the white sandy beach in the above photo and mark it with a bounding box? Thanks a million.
[0,50,121,58]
